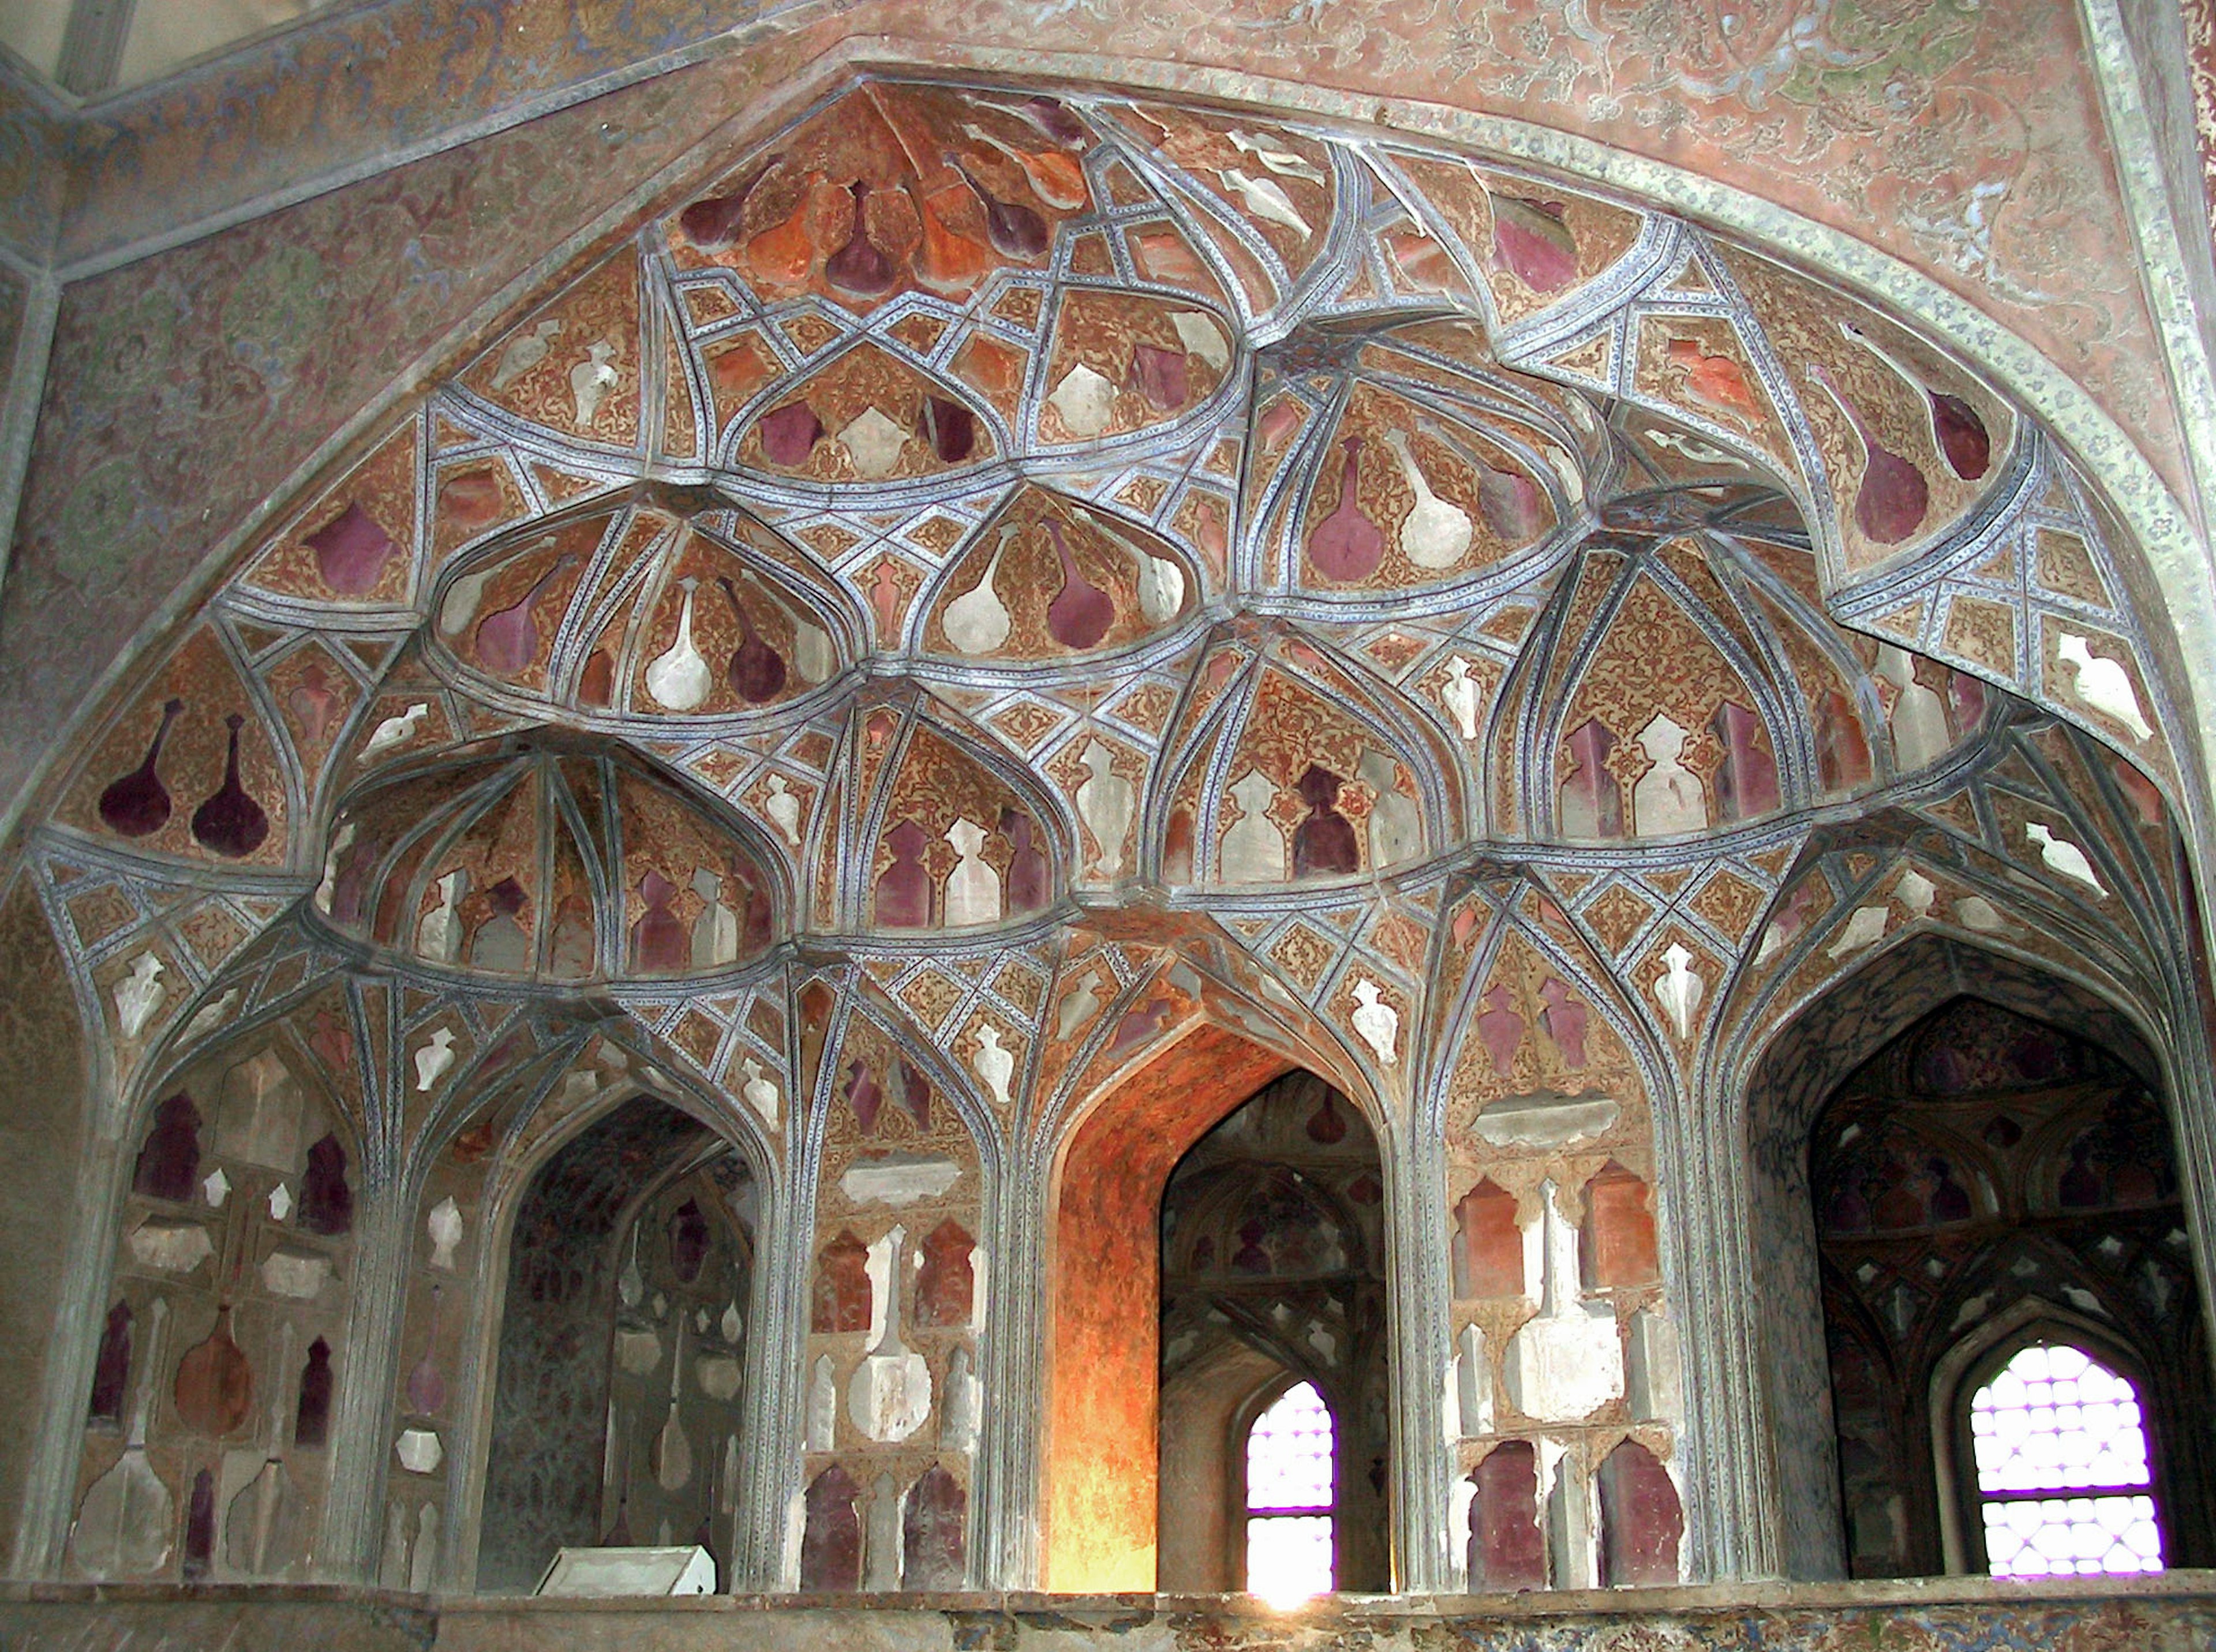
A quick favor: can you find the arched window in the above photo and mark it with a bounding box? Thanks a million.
[1966,1342,2163,1576]
[1244,1380,1336,1602]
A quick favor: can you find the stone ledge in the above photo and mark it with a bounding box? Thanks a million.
[4,1575,2214,1649]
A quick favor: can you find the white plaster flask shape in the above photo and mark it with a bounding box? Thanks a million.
[414,1026,458,1092]
[1047,363,1116,437]
[1076,739,1135,877]
[971,1022,1015,1110]
[645,577,712,711]
[1443,655,1483,741]
[763,774,804,845]
[1654,943,1704,1041]
[114,953,166,1040]
[849,1226,931,1443]
[570,338,621,426]
[945,526,1015,655]
[740,1057,782,1129]
[2057,632,2151,739]
[1350,977,1399,1067]
[426,1197,465,1271]
[1503,1181,1623,1422]
[2026,822,2106,894]
[364,701,429,755]
[1384,428,1472,568]
[1218,167,1312,235]
[943,818,1001,926]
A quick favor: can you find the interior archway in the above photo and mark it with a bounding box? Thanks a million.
[1156,1070,1388,1594]
[477,1094,757,1593]
[1043,1025,1300,1592]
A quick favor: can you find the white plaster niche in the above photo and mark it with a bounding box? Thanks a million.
[848,1227,932,1443]
[1543,1440,1598,1589]
[1627,1305,1683,1425]
[1451,1322,1493,1439]
[1504,1181,1623,1422]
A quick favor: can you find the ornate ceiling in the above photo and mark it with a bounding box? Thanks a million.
[19,72,2191,1125]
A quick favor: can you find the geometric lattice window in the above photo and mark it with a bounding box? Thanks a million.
[1244,1380,1335,1602]
[1970,1343,2164,1576]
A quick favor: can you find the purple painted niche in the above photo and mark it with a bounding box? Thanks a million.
[1468,1439,1544,1589]
[1597,1439,1682,1585]
[669,1197,710,1284]
[630,870,688,973]
[801,1464,862,1590]
[294,1337,334,1447]
[88,1300,132,1425]
[901,1463,967,1589]
[132,1094,202,1202]
[1001,808,1050,913]
[1291,763,1359,877]
[812,1231,871,1334]
[1559,717,1623,838]
[915,1219,975,1329]
[875,819,932,927]
[300,1133,353,1236]
[1709,700,1780,822]
[182,1468,217,1580]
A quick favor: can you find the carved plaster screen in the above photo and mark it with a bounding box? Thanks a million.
[1968,1344,2162,1577]
[1243,1381,1335,1602]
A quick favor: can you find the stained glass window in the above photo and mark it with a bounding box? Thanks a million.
[1970,1343,2163,1576]
[1244,1380,1334,1603]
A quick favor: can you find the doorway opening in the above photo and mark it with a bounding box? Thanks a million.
[476,1094,755,1591]
[1155,1070,1388,1595]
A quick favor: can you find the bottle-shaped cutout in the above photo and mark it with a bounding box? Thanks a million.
[1308,436,1385,580]
[960,123,1087,209]
[715,576,788,703]
[225,1322,296,1578]
[825,180,899,298]
[917,396,976,463]
[746,169,824,287]
[1423,419,1545,544]
[950,157,1048,259]
[89,1300,134,1426]
[1805,362,1929,545]
[174,1303,254,1437]
[1290,763,1359,876]
[945,525,1016,655]
[1488,193,1578,293]
[1841,321,1990,481]
[99,698,185,837]
[974,91,1088,145]
[904,176,994,298]
[1383,428,1472,568]
[305,502,398,596]
[286,662,339,746]
[645,576,713,711]
[190,713,270,859]
[474,556,570,674]
[294,1337,334,1447]
[679,152,784,251]
[71,1297,172,1577]
[757,400,822,467]
[1127,343,1188,411]
[577,649,615,707]
[653,1322,692,1492]
[181,1469,216,1580]
[406,1287,447,1415]
[1043,517,1114,650]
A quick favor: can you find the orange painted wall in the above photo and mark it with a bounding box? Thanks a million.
[1041,1025,1290,1591]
